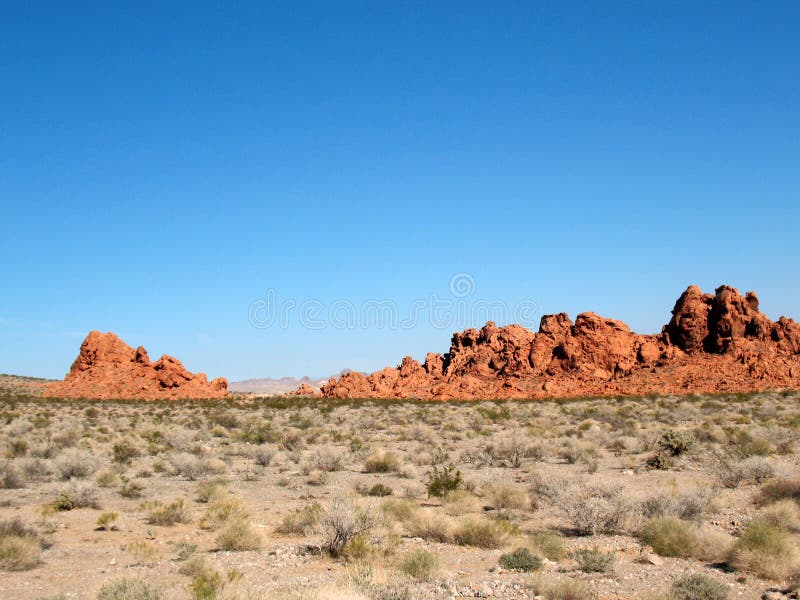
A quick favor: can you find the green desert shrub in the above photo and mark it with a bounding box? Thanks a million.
[397,548,439,581]
[499,547,541,572]
[112,440,141,465]
[366,483,393,497]
[425,463,462,498]
[657,429,694,456]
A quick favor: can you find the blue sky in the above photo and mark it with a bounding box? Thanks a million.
[2,2,798,381]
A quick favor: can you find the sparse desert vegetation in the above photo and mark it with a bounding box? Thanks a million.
[2,379,800,598]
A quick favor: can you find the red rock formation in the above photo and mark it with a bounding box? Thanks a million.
[44,331,228,400]
[289,383,318,396]
[321,285,800,400]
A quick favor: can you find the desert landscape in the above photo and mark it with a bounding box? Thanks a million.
[2,285,800,599]
[4,3,798,599]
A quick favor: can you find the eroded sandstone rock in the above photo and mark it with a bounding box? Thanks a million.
[44,331,228,400]
[320,285,800,400]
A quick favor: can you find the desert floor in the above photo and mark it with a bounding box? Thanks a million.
[1,376,800,600]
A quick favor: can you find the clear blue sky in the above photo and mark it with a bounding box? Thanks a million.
[2,2,798,381]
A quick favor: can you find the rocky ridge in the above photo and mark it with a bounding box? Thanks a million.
[319,285,800,400]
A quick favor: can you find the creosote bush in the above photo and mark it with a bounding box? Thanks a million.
[425,463,462,498]
[499,547,541,572]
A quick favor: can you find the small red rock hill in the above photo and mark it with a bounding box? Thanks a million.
[320,285,800,400]
[43,331,228,400]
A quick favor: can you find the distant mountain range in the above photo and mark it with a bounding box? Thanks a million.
[229,370,358,395]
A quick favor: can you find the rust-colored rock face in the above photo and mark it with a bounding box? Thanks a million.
[44,331,228,400]
[320,285,800,400]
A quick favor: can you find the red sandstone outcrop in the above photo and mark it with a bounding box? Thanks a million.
[289,383,318,396]
[44,331,228,400]
[321,285,800,400]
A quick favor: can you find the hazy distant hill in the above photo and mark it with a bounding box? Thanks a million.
[229,370,359,395]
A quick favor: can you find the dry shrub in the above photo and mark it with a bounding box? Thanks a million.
[485,433,526,467]
[670,574,729,600]
[760,499,800,532]
[312,492,378,557]
[253,445,276,466]
[561,484,628,535]
[639,517,697,558]
[640,488,715,524]
[407,509,454,543]
[0,461,25,489]
[53,480,99,510]
[0,518,42,571]
[486,484,529,511]
[443,490,481,516]
[728,518,800,579]
[195,479,228,503]
[145,498,191,526]
[527,575,591,600]
[200,496,250,530]
[528,531,566,561]
[54,449,98,480]
[96,576,164,600]
[756,478,800,506]
[397,548,439,581]
[168,452,225,480]
[454,517,510,549]
[216,517,262,551]
[306,446,346,472]
[275,503,323,535]
[364,450,400,473]
[124,540,161,566]
[380,498,416,524]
